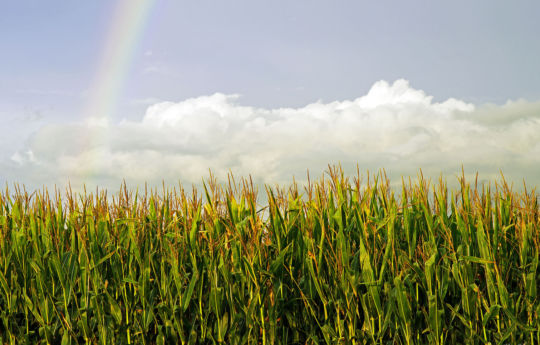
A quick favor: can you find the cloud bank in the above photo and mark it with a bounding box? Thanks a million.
[6,79,540,191]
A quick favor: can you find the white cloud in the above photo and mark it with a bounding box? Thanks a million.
[10,150,36,165]
[6,79,540,191]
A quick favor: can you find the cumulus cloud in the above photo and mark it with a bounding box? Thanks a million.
[6,79,540,191]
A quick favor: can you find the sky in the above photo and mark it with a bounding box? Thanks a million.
[1,0,539,192]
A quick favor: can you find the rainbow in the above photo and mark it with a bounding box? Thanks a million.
[80,0,155,183]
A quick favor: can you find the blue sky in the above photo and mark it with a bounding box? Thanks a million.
[1,1,539,190]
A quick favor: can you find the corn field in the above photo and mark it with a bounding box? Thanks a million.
[0,167,538,344]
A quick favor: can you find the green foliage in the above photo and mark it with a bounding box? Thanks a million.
[0,168,538,344]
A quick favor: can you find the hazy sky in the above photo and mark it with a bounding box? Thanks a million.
[1,1,539,191]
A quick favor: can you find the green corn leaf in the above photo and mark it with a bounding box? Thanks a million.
[182,271,199,312]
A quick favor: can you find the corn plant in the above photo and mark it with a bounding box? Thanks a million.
[0,167,538,344]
